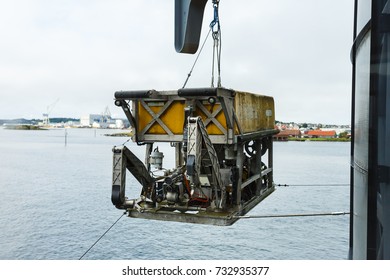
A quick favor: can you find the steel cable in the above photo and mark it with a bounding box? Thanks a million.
[79,212,126,260]
[276,183,349,187]
[182,28,212,88]
[234,211,350,219]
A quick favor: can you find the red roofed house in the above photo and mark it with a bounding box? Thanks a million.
[306,130,337,138]
[273,129,301,141]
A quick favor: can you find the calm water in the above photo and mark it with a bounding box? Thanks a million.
[0,127,350,260]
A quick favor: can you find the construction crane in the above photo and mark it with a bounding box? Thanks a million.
[110,0,278,226]
[42,98,59,126]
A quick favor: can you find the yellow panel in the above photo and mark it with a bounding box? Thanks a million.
[137,101,154,132]
[159,101,185,134]
[137,100,186,134]
[135,90,275,136]
[194,103,227,135]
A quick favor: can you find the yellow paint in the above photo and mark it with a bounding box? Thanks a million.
[136,91,275,136]
[137,100,186,134]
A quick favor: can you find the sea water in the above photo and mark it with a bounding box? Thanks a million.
[0,127,350,260]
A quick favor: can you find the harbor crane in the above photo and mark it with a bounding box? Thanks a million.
[42,98,59,126]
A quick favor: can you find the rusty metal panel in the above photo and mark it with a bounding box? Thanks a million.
[234,91,275,133]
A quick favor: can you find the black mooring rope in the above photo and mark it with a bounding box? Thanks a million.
[79,212,126,260]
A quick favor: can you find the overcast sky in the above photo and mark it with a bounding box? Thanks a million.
[0,0,354,124]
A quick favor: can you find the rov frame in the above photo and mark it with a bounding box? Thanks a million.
[111,87,278,226]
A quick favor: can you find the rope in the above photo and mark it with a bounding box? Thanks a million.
[121,138,132,146]
[182,28,212,88]
[234,211,350,219]
[276,183,349,187]
[79,212,126,260]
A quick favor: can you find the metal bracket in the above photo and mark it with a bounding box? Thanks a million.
[174,0,208,54]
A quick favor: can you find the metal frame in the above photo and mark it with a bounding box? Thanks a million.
[114,88,239,144]
[113,87,278,226]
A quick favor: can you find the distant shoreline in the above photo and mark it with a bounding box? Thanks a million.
[3,124,47,130]
[275,137,351,142]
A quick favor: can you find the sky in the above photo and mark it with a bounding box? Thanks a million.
[0,0,354,124]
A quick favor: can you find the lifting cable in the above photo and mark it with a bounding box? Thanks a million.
[182,0,222,89]
[182,28,212,88]
[79,212,126,260]
[210,0,222,88]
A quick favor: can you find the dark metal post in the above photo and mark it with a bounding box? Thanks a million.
[268,137,274,189]
[236,143,243,208]
[351,0,390,259]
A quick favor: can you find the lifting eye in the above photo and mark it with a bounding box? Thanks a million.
[114,100,122,107]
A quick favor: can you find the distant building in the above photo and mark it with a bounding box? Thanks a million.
[80,114,103,127]
[80,114,126,129]
[115,119,124,129]
[305,130,336,138]
[273,129,301,141]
